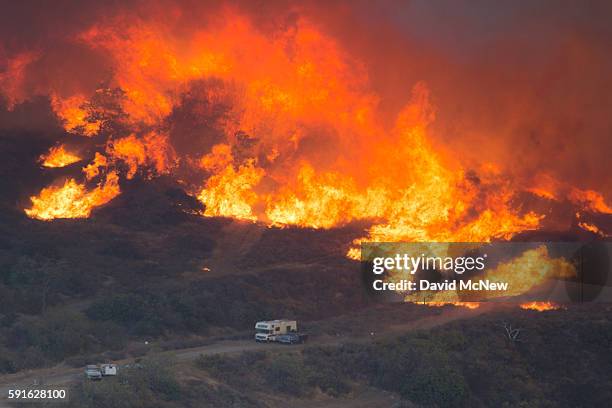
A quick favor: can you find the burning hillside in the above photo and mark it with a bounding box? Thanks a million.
[1,2,611,248]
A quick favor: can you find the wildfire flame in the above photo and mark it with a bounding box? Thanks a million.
[570,189,612,215]
[51,95,102,137]
[83,153,108,180]
[578,221,606,236]
[40,145,82,168]
[106,132,176,179]
[24,172,120,220]
[1,7,608,246]
[520,301,563,311]
[481,246,576,298]
[198,160,264,221]
[401,245,576,305]
[424,302,481,310]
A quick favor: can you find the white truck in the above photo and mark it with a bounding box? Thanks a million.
[255,319,297,342]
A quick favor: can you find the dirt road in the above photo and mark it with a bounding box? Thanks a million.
[0,305,489,407]
[0,340,277,403]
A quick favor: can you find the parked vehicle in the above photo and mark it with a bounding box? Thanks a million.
[255,319,297,342]
[100,363,117,376]
[85,365,102,380]
[277,332,308,345]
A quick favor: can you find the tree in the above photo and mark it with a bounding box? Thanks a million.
[501,321,524,344]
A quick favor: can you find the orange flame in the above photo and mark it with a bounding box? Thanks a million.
[578,221,606,236]
[198,160,264,221]
[26,130,174,220]
[51,95,101,137]
[10,8,609,235]
[570,189,612,214]
[40,145,82,168]
[401,245,576,304]
[424,302,481,309]
[199,144,233,173]
[83,152,108,180]
[106,131,176,179]
[528,174,612,214]
[24,172,120,220]
[520,301,563,311]
[481,246,576,298]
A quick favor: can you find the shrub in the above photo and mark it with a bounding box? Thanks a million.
[264,355,309,396]
[400,367,468,408]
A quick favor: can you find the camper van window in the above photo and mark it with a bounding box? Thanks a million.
[286,326,291,331]
[275,327,280,331]
[256,328,271,334]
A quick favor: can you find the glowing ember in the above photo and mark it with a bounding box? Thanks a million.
[24,172,120,220]
[40,145,82,168]
[520,301,563,311]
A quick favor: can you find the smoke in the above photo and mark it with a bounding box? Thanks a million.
[332,0,612,197]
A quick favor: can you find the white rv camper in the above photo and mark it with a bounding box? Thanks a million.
[254,319,297,342]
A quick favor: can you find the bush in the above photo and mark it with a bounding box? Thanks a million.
[307,368,351,397]
[5,311,126,365]
[68,380,138,408]
[141,356,181,400]
[264,355,309,396]
[400,367,468,408]
[0,347,17,374]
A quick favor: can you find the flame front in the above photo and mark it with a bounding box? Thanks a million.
[198,161,264,221]
[520,301,563,311]
[0,7,608,243]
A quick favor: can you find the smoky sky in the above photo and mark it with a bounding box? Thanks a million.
[2,0,612,198]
